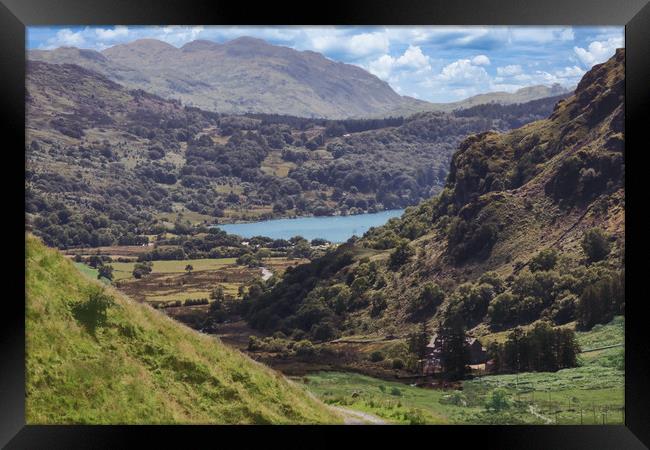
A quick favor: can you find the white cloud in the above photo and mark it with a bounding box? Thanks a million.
[366,45,431,80]
[44,28,86,48]
[437,58,490,83]
[310,31,389,59]
[418,57,493,99]
[471,54,490,66]
[555,65,585,78]
[574,36,623,67]
[496,64,523,76]
[397,45,430,69]
[95,26,129,40]
[367,54,397,79]
[156,26,205,46]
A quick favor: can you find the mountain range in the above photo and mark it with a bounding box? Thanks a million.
[29,37,571,119]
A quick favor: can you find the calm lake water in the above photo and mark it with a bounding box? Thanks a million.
[216,209,405,243]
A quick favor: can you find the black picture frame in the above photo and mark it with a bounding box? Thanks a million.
[2,0,647,447]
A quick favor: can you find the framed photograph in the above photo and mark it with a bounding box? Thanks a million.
[2,0,647,447]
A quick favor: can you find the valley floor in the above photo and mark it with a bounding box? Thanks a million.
[297,317,624,425]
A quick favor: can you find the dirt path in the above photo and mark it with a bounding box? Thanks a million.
[528,404,554,424]
[330,406,388,425]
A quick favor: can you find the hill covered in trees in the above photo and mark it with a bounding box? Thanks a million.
[241,49,625,347]
[26,60,561,249]
[25,234,340,424]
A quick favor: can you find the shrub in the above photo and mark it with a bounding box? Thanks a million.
[529,248,558,272]
[247,336,262,351]
[132,261,153,279]
[409,282,445,316]
[485,389,510,411]
[294,340,316,357]
[97,264,114,281]
[72,286,115,333]
[391,358,405,370]
[403,408,425,425]
[370,292,388,316]
[370,351,385,362]
[581,228,611,263]
[389,242,414,269]
[311,321,337,341]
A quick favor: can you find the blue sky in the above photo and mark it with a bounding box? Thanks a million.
[27,26,624,103]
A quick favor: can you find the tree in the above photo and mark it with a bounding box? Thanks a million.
[438,313,468,380]
[132,261,153,279]
[88,255,103,268]
[581,228,611,263]
[408,320,430,361]
[210,285,225,302]
[409,282,444,316]
[488,292,517,328]
[97,264,114,281]
[208,297,227,323]
[389,242,414,269]
[185,264,194,274]
[576,272,624,330]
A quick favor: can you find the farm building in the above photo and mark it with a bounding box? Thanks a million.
[421,334,488,375]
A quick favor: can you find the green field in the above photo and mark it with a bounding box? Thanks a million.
[73,262,99,279]
[109,258,238,281]
[301,316,624,425]
[26,235,340,424]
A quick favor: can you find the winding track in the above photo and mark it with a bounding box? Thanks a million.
[330,406,388,425]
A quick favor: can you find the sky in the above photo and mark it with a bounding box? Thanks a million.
[27,26,624,103]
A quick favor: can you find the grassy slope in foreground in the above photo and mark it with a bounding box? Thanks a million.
[26,235,340,424]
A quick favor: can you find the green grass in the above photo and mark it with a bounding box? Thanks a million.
[298,372,469,424]
[73,262,98,279]
[302,317,624,425]
[577,316,624,350]
[110,258,238,281]
[26,235,340,424]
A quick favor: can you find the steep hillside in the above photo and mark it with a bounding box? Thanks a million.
[30,37,412,119]
[25,234,340,424]
[242,49,625,341]
[26,60,559,250]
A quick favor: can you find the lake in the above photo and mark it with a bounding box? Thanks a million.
[216,209,405,243]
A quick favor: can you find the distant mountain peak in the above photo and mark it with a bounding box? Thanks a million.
[103,38,178,55]
[180,39,222,52]
[225,36,269,46]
